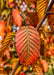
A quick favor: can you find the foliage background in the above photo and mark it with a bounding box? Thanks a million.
[0,0,54,75]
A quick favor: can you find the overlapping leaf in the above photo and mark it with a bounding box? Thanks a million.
[0,21,6,40]
[32,64,43,75]
[12,9,22,27]
[16,26,40,66]
[47,4,54,31]
[37,0,49,21]
[26,12,39,27]
[22,0,36,5]
[40,58,49,73]
[0,32,16,57]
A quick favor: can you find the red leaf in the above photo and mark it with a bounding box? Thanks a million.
[12,9,22,27]
[20,73,26,75]
[8,1,16,8]
[31,3,35,9]
[5,27,9,34]
[49,47,53,56]
[16,26,40,66]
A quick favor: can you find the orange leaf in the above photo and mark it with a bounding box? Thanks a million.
[5,27,9,34]
[40,58,48,73]
[0,21,6,40]
[31,3,35,9]
[12,9,22,27]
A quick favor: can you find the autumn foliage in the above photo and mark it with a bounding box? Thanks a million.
[0,0,54,75]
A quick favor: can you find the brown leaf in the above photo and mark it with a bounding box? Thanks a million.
[47,4,54,31]
[26,12,39,27]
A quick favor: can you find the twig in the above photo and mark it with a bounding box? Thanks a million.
[17,5,30,26]
[10,59,20,75]
[47,11,54,14]
[23,65,31,73]
[7,15,11,26]
[36,0,54,30]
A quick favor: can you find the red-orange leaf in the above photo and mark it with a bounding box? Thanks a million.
[15,26,40,66]
[0,21,6,40]
[12,9,22,27]
[40,58,49,73]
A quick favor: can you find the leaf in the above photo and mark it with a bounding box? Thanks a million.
[1,10,10,17]
[15,66,23,75]
[1,0,4,10]
[8,25,12,31]
[20,73,26,75]
[0,21,6,40]
[49,45,54,56]
[37,0,49,21]
[8,0,14,3]
[47,4,54,31]
[15,26,40,66]
[31,3,35,9]
[5,48,10,59]
[8,1,15,8]
[12,9,22,27]
[0,21,6,32]
[0,32,16,57]
[23,0,36,5]
[32,64,43,75]
[12,58,19,69]
[5,27,9,34]
[26,12,39,27]
[40,58,49,73]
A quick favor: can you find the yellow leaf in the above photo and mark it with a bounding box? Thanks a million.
[8,25,12,31]
[41,33,44,39]
[0,32,16,57]
[15,66,23,75]
[9,0,14,2]
[37,0,49,21]
[12,58,19,69]
[32,64,43,75]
